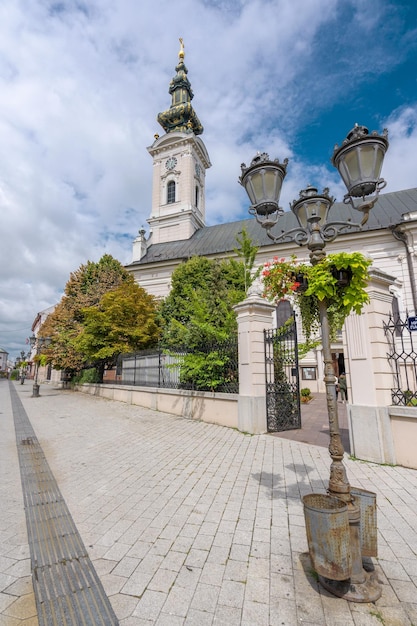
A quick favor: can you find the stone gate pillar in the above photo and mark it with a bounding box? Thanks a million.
[343,268,397,463]
[233,291,275,434]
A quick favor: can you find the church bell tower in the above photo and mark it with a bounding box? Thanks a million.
[146,39,211,246]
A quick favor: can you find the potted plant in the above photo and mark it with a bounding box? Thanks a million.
[260,251,372,342]
[300,387,313,403]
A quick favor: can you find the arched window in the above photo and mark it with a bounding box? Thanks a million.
[276,300,293,328]
[167,180,176,204]
[195,185,199,208]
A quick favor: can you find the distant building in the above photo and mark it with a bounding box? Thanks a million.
[29,305,61,385]
[0,346,9,373]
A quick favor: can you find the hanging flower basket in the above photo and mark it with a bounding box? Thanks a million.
[260,252,372,342]
[331,267,352,287]
[293,272,309,293]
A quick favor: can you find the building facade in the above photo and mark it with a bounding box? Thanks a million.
[0,346,9,374]
[126,44,417,394]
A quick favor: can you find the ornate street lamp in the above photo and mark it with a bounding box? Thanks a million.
[29,335,51,398]
[239,125,388,602]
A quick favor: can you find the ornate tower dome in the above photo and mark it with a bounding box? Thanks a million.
[157,38,204,136]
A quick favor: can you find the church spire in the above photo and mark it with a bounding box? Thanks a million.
[157,38,204,135]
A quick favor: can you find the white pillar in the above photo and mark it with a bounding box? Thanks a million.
[343,268,397,464]
[233,292,275,434]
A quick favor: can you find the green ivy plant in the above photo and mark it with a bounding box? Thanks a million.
[261,251,372,342]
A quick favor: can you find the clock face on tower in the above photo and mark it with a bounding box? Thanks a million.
[165,157,177,170]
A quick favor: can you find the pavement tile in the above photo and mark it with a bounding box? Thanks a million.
[217,580,245,608]
[229,543,250,562]
[212,532,233,549]
[192,534,214,551]
[3,576,33,600]
[241,600,269,626]
[161,551,187,573]
[190,583,220,612]
[244,576,269,603]
[185,549,209,569]
[119,617,154,625]
[270,572,295,601]
[110,592,140,620]
[0,592,17,613]
[213,604,242,625]
[3,383,417,625]
[132,590,167,620]
[269,597,299,626]
[224,559,248,583]
[161,584,194,618]
[199,562,225,586]
[206,546,230,565]
[184,608,214,625]
[104,541,132,561]
[0,574,16,594]
[128,540,153,559]
[3,593,37,620]
[377,559,411,582]
[121,570,154,597]
[389,579,417,603]
[148,568,177,594]
[155,614,185,625]
[174,566,202,592]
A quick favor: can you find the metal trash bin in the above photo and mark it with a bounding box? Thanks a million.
[303,493,352,580]
[351,487,377,557]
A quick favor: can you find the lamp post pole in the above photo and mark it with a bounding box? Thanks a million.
[32,358,40,398]
[29,335,51,398]
[239,124,388,602]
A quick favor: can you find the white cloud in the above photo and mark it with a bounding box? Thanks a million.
[0,0,416,358]
[382,106,417,193]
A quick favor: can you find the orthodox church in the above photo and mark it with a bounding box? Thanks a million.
[126,42,417,312]
[126,42,417,389]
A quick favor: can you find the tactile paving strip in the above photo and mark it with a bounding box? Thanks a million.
[9,383,119,625]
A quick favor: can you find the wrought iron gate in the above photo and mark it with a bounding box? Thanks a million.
[264,317,301,432]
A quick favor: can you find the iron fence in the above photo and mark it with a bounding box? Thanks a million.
[110,338,239,393]
[383,313,417,405]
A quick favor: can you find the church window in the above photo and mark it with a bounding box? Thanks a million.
[167,180,176,204]
[195,185,199,208]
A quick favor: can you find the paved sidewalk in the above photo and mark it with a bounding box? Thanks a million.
[1,380,417,625]
[275,393,350,453]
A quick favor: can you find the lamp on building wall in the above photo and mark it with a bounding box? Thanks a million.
[239,124,388,602]
[29,335,51,398]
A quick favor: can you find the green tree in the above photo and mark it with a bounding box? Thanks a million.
[159,255,246,348]
[234,227,258,293]
[74,281,159,380]
[41,254,134,373]
[159,255,246,391]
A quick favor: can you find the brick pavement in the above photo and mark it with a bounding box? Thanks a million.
[1,379,417,625]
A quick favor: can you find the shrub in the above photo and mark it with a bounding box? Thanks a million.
[72,368,100,384]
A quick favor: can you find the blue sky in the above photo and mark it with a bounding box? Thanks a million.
[1,0,417,359]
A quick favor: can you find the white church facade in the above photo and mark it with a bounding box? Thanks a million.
[125,42,417,397]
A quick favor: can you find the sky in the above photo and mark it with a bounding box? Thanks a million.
[1,0,417,361]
